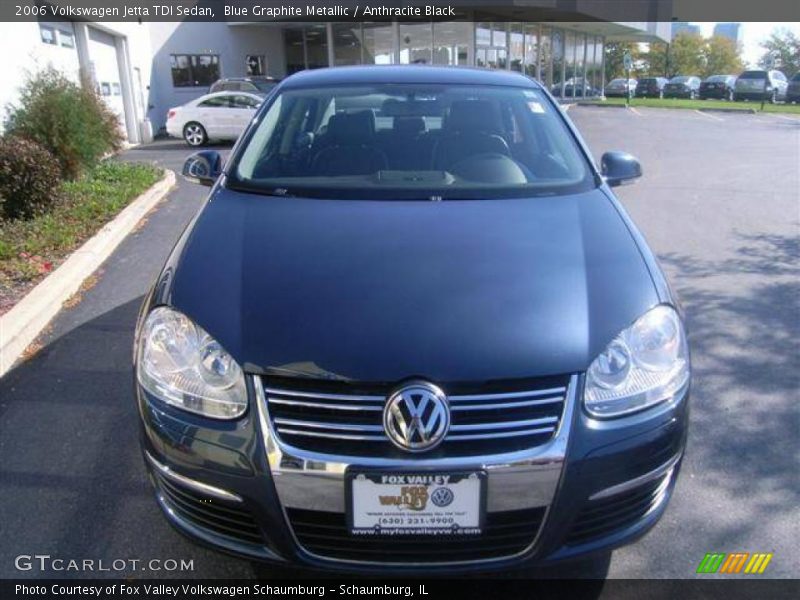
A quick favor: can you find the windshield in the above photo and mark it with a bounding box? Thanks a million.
[229,83,593,200]
[608,79,626,85]
[739,71,767,79]
[670,76,691,83]
[705,75,728,82]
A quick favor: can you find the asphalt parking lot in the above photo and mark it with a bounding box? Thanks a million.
[0,106,797,580]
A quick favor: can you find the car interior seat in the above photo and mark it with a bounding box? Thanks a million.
[431,100,511,171]
[311,110,388,176]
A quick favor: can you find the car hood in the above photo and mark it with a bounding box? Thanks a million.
[165,187,659,383]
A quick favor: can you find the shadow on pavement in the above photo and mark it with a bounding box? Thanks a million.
[649,231,800,567]
[0,297,242,577]
[126,140,233,153]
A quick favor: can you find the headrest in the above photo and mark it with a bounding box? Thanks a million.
[393,116,426,137]
[445,100,503,134]
[326,110,375,142]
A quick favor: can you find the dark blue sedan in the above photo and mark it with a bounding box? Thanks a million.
[134,66,690,573]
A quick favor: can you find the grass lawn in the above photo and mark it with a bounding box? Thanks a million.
[0,161,163,314]
[581,96,800,115]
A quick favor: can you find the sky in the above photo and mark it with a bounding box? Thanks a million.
[695,22,800,67]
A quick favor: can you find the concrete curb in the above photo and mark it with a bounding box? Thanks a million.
[576,102,628,109]
[698,107,758,115]
[0,169,176,377]
[577,101,762,116]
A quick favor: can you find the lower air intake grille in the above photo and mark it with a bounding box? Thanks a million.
[154,472,264,546]
[565,472,671,546]
[287,507,546,563]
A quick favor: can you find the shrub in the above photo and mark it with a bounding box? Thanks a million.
[0,136,62,220]
[4,67,123,179]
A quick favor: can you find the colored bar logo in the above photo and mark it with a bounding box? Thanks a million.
[697,552,773,574]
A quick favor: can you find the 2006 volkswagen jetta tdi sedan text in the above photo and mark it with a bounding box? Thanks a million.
[134,66,690,573]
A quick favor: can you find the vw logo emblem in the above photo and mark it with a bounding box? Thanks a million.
[383,382,450,452]
[431,487,454,507]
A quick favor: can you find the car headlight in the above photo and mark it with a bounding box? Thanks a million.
[137,306,247,419]
[584,305,689,418]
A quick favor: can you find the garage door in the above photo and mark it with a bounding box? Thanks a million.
[88,27,127,138]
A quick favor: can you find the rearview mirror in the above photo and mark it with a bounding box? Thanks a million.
[601,151,642,187]
[182,151,223,187]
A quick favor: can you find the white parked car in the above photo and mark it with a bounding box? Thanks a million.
[166,92,262,146]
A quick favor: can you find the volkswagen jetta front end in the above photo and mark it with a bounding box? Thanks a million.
[134,66,690,572]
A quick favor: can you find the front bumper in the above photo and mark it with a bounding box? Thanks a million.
[137,374,689,573]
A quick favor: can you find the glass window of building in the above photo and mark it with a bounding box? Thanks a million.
[39,25,56,45]
[476,22,507,69]
[170,54,219,87]
[492,24,507,49]
[59,29,75,49]
[575,33,586,95]
[509,24,524,72]
[539,28,552,86]
[597,38,606,91]
[305,25,328,69]
[433,22,470,65]
[492,23,508,69]
[399,22,433,64]
[564,31,576,83]
[476,22,491,49]
[524,25,538,78]
[284,28,305,74]
[586,37,598,93]
[246,55,265,76]
[551,29,564,90]
[363,23,395,64]
[333,24,363,66]
[476,48,486,68]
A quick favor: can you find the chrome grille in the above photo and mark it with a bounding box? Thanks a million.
[263,375,569,458]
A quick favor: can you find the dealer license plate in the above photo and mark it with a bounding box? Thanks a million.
[347,471,485,536]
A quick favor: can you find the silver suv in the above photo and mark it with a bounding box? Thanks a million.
[734,70,788,103]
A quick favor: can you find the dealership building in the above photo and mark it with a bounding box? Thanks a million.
[0,2,670,143]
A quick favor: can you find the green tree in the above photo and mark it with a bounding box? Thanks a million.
[758,29,800,76]
[704,35,745,77]
[641,42,668,76]
[665,32,706,78]
[604,42,639,81]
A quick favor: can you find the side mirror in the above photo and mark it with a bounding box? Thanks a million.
[182,151,223,187]
[601,151,642,187]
